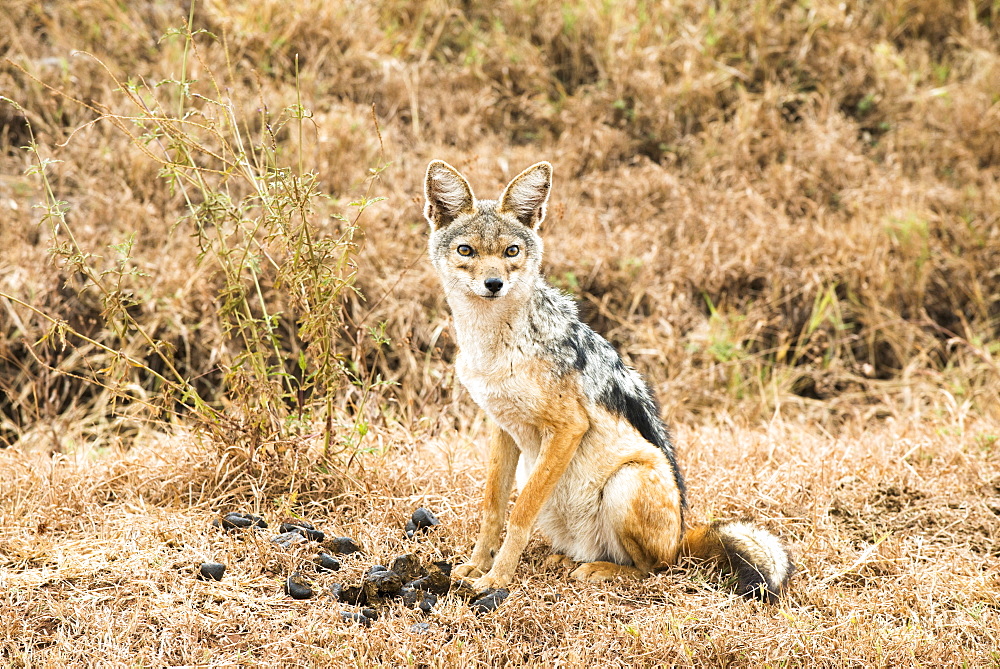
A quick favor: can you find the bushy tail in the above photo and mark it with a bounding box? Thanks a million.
[681,520,794,603]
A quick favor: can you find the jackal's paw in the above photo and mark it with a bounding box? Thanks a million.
[452,563,487,580]
[570,561,644,583]
[543,553,578,570]
[472,569,512,591]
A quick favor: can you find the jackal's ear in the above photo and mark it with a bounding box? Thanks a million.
[424,160,475,230]
[498,161,552,229]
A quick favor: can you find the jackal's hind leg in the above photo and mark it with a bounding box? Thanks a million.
[570,561,645,582]
[543,553,578,570]
[600,458,685,574]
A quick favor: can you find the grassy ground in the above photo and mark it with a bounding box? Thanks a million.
[3,418,998,664]
[2,0,1000,665]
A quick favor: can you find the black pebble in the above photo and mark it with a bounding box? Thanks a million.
[271,531,307,550]
[406,569,451,596]
[198,562,226,581]
[360,607,379,622]
[365,564,389,575]
[285,572,314,600]
[220,513,250,529]
[219,512,267,531]
[314,553,341,572]
[470,588,509,614]
[330,583,365,605]
[400,586,418,608]
[404,507,440,538]
[418,592,437,614]
[341,610,371,627]
[280,521,325,542]
[363,568,403,601]
[449,578,478,602]
[391,553,426,582]
[327,537,362,555]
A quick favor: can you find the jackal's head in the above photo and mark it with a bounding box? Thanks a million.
[424,160,552,303]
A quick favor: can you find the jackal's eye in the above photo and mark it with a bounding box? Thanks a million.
[504,245,520,258]
[457,244,473,257]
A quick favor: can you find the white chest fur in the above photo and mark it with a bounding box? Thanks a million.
[450,303,546,459]
[456,348,542,445]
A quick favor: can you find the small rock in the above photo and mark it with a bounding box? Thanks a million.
[271,531,308,550]
[197,562,226,581]
[219,513,250,530]
[314,553,341,572]
[330,583,365,605]
[366,564,389,575]
[218,512,267,531]
[360,607,379,622]
[450,579,477,600]
[391,554,425,582]
[409,622,431,634]
[448,578,479,602]
[341,610,371,627]
[363,568,404,602]
[247,513,268,528]
[280,521,324,542]
[432,560,453,577]
[418,592,437,614]
[327,537,362,555]
[400,586,418,608]
[407,569,451,596]
[470,588,509,614]
[404,507,440,538]
[285,572,314,600]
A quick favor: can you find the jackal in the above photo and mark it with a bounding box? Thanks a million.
[424,159,793,602]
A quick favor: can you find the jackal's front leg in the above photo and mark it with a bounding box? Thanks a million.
[453,425,519,580]
[472,404,589,590]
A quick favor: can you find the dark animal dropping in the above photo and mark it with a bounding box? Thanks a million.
[271,531,307,550]
[341,610,371,627]
[390,553,426,582]
[362,568,403,602]
[418,592,437,614]
[404,507,440,538]
[314,553,341,572]
[285,572,314,600]
[327,537,362,555]
[470,588,509,614]
[406,569,451,596]
[280,521,324,542]
[330,583,365,605]
[197,562,226,581]
[218,512,267,531]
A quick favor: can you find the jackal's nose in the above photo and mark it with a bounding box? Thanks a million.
[484,277,504,294]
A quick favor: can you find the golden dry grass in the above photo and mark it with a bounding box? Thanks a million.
[2,0,1000,665]
[2,417,998,664]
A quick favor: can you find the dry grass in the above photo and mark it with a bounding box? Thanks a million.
[2,417,997,665]
[2,0,1000,664]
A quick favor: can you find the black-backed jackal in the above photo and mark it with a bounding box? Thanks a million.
[424,159,793,602]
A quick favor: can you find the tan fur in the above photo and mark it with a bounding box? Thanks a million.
[454,366,590,588]
[429,160,792,600]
